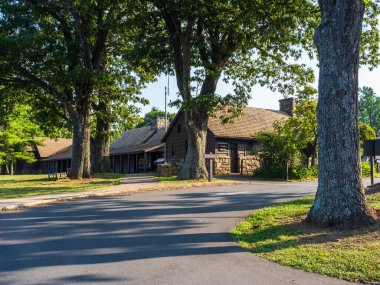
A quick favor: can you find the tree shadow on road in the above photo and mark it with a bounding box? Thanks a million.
[0,186,314,283]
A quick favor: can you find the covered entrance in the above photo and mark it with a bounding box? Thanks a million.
[111,147,164,174]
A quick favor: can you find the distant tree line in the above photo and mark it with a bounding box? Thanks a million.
[359,86,380,136]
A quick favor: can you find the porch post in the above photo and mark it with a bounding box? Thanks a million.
[135,153,138,173]
[128,154,130,174]
[119,155,122,173]
[144,152,147,173]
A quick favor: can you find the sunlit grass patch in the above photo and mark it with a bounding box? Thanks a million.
[232,195,380,282]
[0,173,124,199]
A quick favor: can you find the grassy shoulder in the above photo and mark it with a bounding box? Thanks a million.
[232,194,380,283]
[155,175,228,185]
[0,173,124,199]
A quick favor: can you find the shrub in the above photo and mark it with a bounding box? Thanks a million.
[252,165,287,179]
[253,164,318,180]
[362,162,371,177]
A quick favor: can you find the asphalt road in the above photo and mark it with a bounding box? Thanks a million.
[2,180,373,285]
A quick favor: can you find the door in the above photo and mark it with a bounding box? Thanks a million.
[229,143,239,173]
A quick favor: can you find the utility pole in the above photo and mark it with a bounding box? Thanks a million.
[165,86,167,131]
[165,68,170,131]
[164,70,170,161]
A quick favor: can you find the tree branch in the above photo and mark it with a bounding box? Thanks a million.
[24,0,80,72]
[66,0,93,69]
[16,67,78,119]
[92,7,111,69]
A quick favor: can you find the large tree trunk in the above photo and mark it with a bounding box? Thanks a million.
[68,99,92,179]
[307,0,376,228]
[177,110,209,180]
[91,101,112,173]
[177,75,219,180]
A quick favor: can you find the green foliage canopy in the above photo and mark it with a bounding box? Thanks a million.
[0,102,43,169]
[148,0,379,116]
[150,0,319,116]
[0,0,158,178]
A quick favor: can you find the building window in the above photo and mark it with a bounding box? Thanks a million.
[218,143,228,152]
[177,124,182,133]
[238,144,246,151]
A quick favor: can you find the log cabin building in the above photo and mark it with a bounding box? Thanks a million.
[161,98,294,176]
[13,99,293,176]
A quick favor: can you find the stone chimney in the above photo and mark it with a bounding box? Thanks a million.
[151,117,166,130]
[279,97,296,116]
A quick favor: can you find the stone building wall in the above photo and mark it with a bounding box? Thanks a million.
[214,155,231,175]
[157,159,183,177]
[157,156,260,177]
[157,163,171,177]
[240,155,260,175]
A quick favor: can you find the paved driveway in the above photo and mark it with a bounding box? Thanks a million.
[1,180,373,285]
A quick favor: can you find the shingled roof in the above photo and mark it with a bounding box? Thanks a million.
[38,126,166,161]
[162,107,289,142]
[208,107,289,139]
[40,145,72,162]
[110,126,165,155]
[35,137,72,158]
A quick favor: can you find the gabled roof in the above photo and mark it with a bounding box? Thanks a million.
[40,145,72,162]
[162,107,290,142]
[110,126,165,155]
[208,107,289,139]
[35,137,72,158]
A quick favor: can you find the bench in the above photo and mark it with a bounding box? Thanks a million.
[48,172,67,180]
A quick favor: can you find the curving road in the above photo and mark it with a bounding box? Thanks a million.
[0,180,364,285]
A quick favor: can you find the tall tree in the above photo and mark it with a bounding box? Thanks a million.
[0,1,151,178]
[359,86,380,135]
[152,0,317,179]
[307,0,376,227]
[0,88,43,174]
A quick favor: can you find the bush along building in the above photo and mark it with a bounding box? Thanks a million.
[159,98,294,176]
[110,118,166,174]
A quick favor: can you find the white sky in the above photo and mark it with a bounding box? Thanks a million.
[139,57,380,115]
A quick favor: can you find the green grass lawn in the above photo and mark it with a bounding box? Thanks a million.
[0,173,124,199]
[232,193,380,283]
